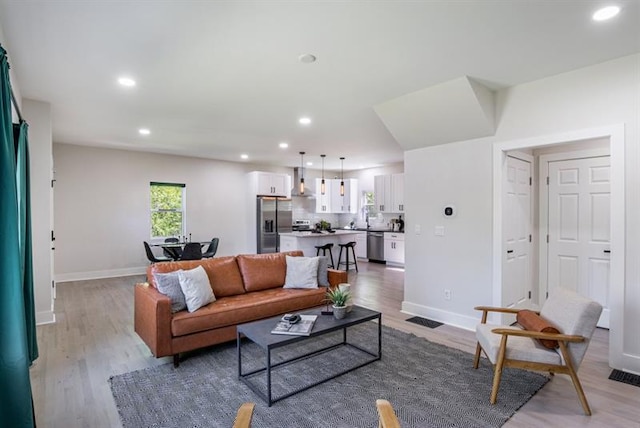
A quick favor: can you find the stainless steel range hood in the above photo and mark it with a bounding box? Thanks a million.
[291,167,315,197]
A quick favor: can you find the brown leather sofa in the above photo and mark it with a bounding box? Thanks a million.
[134,251,347,366]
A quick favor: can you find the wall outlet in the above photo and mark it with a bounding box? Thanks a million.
[435,226,445,236]
[444,289,451,300]
[415,224,421,235]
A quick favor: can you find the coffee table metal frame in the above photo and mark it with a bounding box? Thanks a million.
[237,306,382,406]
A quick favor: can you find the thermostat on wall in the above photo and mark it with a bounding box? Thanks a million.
[443,205,457,218]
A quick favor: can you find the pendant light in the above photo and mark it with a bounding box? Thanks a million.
[299,151,305,195]
[339,157,345,196]
[320,154,326,195]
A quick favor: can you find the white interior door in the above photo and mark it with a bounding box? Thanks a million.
[548,156,610,327]
[502,156,532,313]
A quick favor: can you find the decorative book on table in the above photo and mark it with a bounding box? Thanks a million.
[271,314,317,336]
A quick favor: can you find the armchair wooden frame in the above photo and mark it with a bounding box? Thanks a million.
[232,402,255,428]
[376,399,401,428]
[473,306,592,416]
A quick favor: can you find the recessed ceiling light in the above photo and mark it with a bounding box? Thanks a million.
[306,161,313,166]
[592,6,620,21]
[298,53,317,64]
[279,142,289,149]
[118,76,136,87]
[299,117,312,125]
[138,128,150,135]
[240,154,249,160]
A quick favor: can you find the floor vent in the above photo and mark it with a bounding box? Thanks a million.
[609,369,640,387]
[406,316,443,329]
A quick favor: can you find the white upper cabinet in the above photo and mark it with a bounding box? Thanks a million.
[249,171,291,197]
[316,178,358,213]
[330,179,358,213]
[375,174,404,213]
[391,173,405,213]
[315,178,332,213]
[374,174,392,213]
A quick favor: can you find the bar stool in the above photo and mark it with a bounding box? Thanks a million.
[337,241,358,272]
[315,243,335,268]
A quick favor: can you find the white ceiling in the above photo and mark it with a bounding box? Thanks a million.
[0,1,638,171]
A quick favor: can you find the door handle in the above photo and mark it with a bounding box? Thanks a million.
[604,250,611,254]
[507,250,514,254]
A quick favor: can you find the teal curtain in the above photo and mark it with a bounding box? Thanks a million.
[0,46,37,427]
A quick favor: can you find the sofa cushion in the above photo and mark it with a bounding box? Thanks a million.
[148,256,245,297]
[237,253,288,292]
[178,266,216,312]
[284,256,319,289]
[171,287,326,337]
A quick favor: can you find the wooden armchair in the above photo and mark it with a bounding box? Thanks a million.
[473,288,602,415]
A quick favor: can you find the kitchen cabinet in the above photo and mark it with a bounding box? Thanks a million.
[330,179,358,213]
[374,174,404,213]
[384,232,405,265]
[315,178,358,213]
[315,178,332,213]
[374,175,392,213]
[391,173,405,212]
[354,231,367,259]
[250,171,291,197]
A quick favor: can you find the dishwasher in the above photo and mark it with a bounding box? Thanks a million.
[367,231,386,263]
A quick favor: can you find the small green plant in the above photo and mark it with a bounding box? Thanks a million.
[325,287,350,307]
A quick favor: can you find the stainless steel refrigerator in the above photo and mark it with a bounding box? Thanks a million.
[256,197,292,253]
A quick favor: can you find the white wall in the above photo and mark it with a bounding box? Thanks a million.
[53,144,291,280]
[23,100,54,325]
[403,54,640,374]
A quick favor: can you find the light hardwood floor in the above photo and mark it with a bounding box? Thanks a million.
[31,262,639,427]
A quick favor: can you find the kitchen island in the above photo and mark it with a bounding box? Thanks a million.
[279,230,365,258]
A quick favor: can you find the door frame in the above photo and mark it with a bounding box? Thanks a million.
[492,124,625,367]
[538,148,610,309]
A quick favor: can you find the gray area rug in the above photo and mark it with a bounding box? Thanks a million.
[110,323,548,427]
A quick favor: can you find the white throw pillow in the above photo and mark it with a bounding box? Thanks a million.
[154,270,187,313]
[178,265,216,312]
[284,256,319,289]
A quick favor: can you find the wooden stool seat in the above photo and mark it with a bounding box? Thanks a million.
[315,243,335,268]
[337,241,358,272]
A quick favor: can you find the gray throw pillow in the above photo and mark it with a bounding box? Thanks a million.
[316,256,330,287]
[154,270,187,313]
[284,256,319,289]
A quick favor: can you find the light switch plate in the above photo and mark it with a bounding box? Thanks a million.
[415,224,421,235]
[435,226,445,236]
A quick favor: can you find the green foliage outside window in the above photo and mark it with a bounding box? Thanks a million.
[150,184,184,238]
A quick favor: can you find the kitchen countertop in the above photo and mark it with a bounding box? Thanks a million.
[279,230,364,237]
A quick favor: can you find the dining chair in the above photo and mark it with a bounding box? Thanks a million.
[163,237,182,259]
[202,238,219,258]
[473,288,602,415]
[143,241,171,264]
[180,242,203,260]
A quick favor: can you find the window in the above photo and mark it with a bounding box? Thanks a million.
[150,182,185,239]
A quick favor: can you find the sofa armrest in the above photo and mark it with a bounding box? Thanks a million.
[134,282,173,358]
[328,269,348,287]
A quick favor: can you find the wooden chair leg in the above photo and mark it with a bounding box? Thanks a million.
[473,342,482,369]
[233,402,255,428]
[559,342,592,416]
[490,335,508,404]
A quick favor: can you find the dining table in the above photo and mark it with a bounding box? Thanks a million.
[151,241,208,261]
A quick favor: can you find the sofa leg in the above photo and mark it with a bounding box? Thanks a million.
[173,354,180,368]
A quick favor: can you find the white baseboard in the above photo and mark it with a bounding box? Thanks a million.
[36,310,55,325]
[55,266,147,283]
[401,301,477,331]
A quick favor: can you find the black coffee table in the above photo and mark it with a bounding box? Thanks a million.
[237,305,382,406]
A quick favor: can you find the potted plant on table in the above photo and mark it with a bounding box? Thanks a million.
[325,287,351,319]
